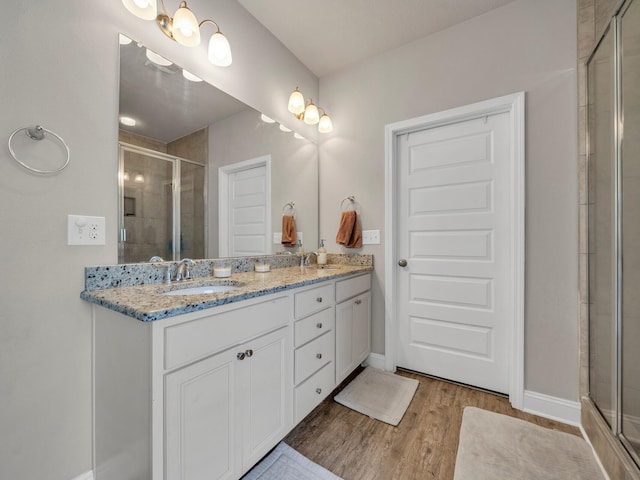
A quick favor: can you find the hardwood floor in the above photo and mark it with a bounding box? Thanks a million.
[284,369,580,480]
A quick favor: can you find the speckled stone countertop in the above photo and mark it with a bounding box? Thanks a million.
[81,259,372,322]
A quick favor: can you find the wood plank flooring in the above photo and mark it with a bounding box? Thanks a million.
[283,369,580,480]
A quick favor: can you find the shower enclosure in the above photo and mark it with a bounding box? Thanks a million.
[118,143,207,263]
[588,0,640,465]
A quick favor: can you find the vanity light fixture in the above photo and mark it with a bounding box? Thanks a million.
[122,0,232,67]
[145,48,173,66]
[260,114,275,124]
[287,87,333,133]
[279,124,292,133]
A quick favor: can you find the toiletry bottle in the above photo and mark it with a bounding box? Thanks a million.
[296,240,304,254]
[317,239,327,265]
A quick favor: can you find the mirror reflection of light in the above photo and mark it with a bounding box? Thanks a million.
[145,49,173,66]
[119,116,137,127]
[261,114,275,123]
[119,34,132,45]
[279,124,292,133]
[294,133,305,140]
[123,172,130,181]
[134,173,145,183]
[182,69,203,82]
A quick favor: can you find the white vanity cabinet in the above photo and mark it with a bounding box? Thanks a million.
[93,293,292,480]
[335,274,372,384]
[91,270,371,480]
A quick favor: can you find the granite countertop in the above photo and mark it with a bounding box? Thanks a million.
[80,264,372,322]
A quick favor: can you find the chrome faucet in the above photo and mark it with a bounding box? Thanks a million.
[304,252,318,266]
[174,258,193,282]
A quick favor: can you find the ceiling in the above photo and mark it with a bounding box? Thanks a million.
[237,0,516,77]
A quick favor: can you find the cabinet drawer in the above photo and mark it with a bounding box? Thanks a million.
[294,284,334,319]
[165,295,290,370]
[335,274,371,303]
[294,330,334,385]
[294,362,335,423]
[294,307,334,347]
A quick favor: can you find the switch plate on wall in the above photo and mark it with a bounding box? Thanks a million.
[68,215,106,245]
[362,229,381,245]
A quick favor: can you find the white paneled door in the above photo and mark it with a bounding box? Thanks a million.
[396,112,512,394]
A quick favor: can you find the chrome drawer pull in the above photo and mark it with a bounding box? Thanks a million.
[316,353,322,359]
[316,322,323,329]
[316,297,323,303]
[316,388,322,394]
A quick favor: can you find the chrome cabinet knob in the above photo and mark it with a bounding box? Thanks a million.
[316,388,322,394]
[316,353,323,359]
[316,322,323,329]
[316,297,323,303]
[398,258,408,267]
[245,349,254,358]
[355,299,362,305]
[237,352,245,360]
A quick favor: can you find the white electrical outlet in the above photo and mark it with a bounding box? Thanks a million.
[362,229,381,245]
[68,215,106,245]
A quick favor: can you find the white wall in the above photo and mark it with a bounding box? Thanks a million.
[318,0,579,401]
[0,1,317,479]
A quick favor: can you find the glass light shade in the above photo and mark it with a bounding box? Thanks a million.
[182,69,203,82]
[208,32,232,66]
[119,34,133,45]
[145,49,172,66]
[279,124,292,132]
[172,5,201,47]
[303,102,319,125]
[122,0,157,20]
[261,114,276,123]
[294,133,304,140]
[119,116,136,126]
[288,88,305,115]
[318,113,333,133]
[134,173,145,183]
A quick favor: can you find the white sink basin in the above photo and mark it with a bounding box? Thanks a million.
[163,283,240,296]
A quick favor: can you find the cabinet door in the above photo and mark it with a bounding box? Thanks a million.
[240,326,293,472]
[165,348,240,480]
[336,292,371,384]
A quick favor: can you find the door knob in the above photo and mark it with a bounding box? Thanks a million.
[398,259,408,267]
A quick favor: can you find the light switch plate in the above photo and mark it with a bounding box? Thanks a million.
[68,215,106,245]
[362,229,380,245]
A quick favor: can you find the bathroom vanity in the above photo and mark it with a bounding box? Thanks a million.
[82,260,372,480]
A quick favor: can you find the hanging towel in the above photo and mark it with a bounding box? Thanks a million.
[281,215,297,247]
[336,210,362,248]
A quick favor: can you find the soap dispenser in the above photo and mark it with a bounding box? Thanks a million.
[296,240,304,254]
[317,239,327,265]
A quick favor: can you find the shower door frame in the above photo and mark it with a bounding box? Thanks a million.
[586,0,640,466]
[118,142,208,263]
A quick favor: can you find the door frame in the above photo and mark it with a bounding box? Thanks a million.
[384,92,525,408]
[218,155,272,257]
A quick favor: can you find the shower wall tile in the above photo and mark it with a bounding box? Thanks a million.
[119,129,167,153]
[167,127,208,165]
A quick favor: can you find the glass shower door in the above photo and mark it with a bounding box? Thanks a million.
[119,146,175,264]
[620,0,640,459]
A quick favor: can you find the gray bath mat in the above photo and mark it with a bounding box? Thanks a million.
[454,407,604,480]
[242,442,342,480]
[334,367,419,426]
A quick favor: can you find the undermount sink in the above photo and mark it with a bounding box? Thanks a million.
[163,281,242,296]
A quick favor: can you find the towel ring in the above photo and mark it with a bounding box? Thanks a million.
[340,195,361,214]
[282,201,295,216]
[7,125,70,175]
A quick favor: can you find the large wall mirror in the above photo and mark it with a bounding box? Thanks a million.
[117,35,319,263]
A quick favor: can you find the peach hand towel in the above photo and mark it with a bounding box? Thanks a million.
[281,215,297,247]
[336,210,362,248]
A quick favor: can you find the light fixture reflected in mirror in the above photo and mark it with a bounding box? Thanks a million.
[134,173,145,183]
[122,0,232,67]
[279,124,292,133]
[119,116,137,127]
[287,87,333,133]
[145,48,172,66]
[260,114,275,124]
[182,69,203,82]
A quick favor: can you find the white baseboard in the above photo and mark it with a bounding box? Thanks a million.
[71,470,94,480]
[523,390,581,426]
[366,353,386,370]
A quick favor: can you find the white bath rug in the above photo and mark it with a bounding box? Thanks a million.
[333,367,419,426]
[242,442,342,480]
[454,407,604,480]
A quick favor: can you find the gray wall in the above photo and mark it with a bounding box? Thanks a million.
[0,1,317,479]
[317,0,579,400]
